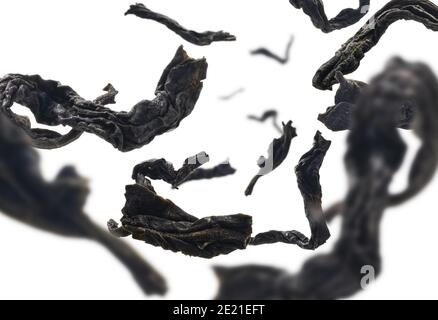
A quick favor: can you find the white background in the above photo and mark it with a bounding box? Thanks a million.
[0,0,438,300]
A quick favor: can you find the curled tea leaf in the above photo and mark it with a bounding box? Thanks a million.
[176,161,237,187]
[313,0,438,90]
[0,113,166,295]
[248,109,282,133]
[132,152,210,189]
[290,0,370,33]
[250,35,294,65]
[250,131,331,250]
[218,88,245,101]
[125,3,236,46]
[0,46,207,152]
[319,72,415,131]
[132,153,236,189]
[245,121,297,196]
[109,180,253,259]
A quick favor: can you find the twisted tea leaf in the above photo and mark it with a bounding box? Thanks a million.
[0,46,207,152]
[125,3,236,46]
[132,152,209,189]
[0,113,166,295]
[313,0,438,90]
[250,131,331,250]
[248,109,282,133]
[245,121,297,196]
[108,179,253,259]
[324,57,438,220]
[177,162,237,187]
[218,88,245,101]
[318,72,416,132]
[290,0,370,33]
[250,35,294,65]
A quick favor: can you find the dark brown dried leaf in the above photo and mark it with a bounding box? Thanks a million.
[0,46,207,152]
[125,3,236,46]
[0,113,166,295]
[319,72,415,131]
[290,0,370,33]
[132,152,209,189]
[313,0,438,90]
[245,121,297,196]
[250,35,294,65]
[176,162,237,187]
[108,180,253,259]
[250,131,331,250]
[218,88,245,101]
[248,109,282,133]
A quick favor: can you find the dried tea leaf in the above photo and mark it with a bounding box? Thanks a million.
[0,113,166,295]
[319,72,415,131]
[327,57,438,216]
[290,0,370,33]
[248,110,278,122]
[2,83,122,150]
[125,3,236,46]
[313,0,438,90]
[373,59,438,206]
[0,46,207,152]
[132,152,210,189]
[218,88,245,101]
[108,179,253,259]
[250,131,331,250]
[250,35,294,65]
[248,109,282,133]
[245,121,297,196]
[318,72,367,131]
[176,162,237,187]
